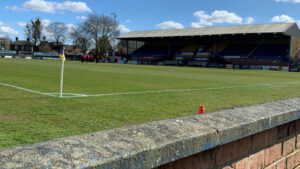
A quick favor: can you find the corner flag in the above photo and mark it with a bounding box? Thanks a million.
[59,47,66,62]
[59,46,65,98]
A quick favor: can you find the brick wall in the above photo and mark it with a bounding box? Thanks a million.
[156,119,300,169]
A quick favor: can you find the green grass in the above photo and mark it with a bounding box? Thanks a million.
[0,58,300,148]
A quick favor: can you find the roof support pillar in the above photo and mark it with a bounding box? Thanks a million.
[126,40,129,57]
[214,37,217,58]
[289,36,293,61]
[136,40,139,62]
[168,39,171,57]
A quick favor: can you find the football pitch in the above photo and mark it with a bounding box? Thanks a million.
[1,58,300,148]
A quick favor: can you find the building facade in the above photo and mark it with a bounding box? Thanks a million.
[10,37,33,55]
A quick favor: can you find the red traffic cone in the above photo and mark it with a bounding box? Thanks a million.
[198,105,205,114]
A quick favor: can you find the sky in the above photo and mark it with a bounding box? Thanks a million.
[1,0,300,42]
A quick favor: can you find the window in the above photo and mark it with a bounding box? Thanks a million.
[15,45,18,50]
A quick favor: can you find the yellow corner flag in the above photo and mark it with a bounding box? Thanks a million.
[59,47,66,62]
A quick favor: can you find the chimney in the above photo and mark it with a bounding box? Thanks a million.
[16,37,18,41]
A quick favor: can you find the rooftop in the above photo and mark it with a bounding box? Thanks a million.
[13,40,32,46]
[119,23,300,39]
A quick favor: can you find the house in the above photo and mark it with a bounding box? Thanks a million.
[38,41,53,53]
[11,37,33,54]
[49,42,63,53]
[38,41,63,53]
[65,45,82,55]
[38,41,79,53]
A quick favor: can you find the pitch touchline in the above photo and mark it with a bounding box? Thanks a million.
[0,82,55,97]
[62,81,300,98]
[0,81,299,98]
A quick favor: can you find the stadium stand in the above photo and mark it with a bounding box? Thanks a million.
[175,45,198,57]
[130,45,168,57]
[220,44,257,58]
[119,23,300,70]
[250,44,289,60]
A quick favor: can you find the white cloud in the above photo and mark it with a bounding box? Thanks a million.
[23,0,55,13]
[76,16,87,20]
[17,22,27,27]
[11,5,23,11]
[245,17,255,24]
[56,1,91,13]
[118,24,130,33]
[191,10,243,28]
[156,21,184,29]
[41,19,51,27]
[0,21,18,36]
[66,23,77,33]
[125,19,131,23]
[271,15,295,22]
[11,0,91,14]
[39,19,51,37]
[275,0,300,3]
[191,10,256,27]
[0,26,18,35]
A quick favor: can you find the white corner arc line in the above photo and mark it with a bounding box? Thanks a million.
[0,82,55,97]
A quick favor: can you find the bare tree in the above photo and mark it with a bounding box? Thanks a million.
[42,36,47,41]
[97,36,111,56]
[116,40,127,56]
[25,24,32,41]
[25,18,42,47]
[46,22,68,53]
[82,13,120,56]
[70,25,90,54]
[0,36,11,50]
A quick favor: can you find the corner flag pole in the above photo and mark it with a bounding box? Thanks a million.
[59,47,66,98]
[59,59,64,98]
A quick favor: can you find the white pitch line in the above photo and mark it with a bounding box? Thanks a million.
[44,93,88,97]
[61,81,300,98]
[1,81,300,98]
[0,82,55,97]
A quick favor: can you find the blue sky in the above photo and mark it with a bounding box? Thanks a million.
[1,0,300,41]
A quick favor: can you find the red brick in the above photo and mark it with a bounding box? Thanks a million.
[289,121,298,136]
[297,134,300,149]
[265,143,282,166]
[298,119,300,132]
[283,137,296,156]
[248,150,265,169]
[276,159,286,169]
[235,157,250,169]
[158,149,215,169]
[287,151,300,169]
[216,136,251,166]
[278,123,289,140]
[253,128,277,151]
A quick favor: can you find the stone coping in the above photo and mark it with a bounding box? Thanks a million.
[0,98,300,169]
